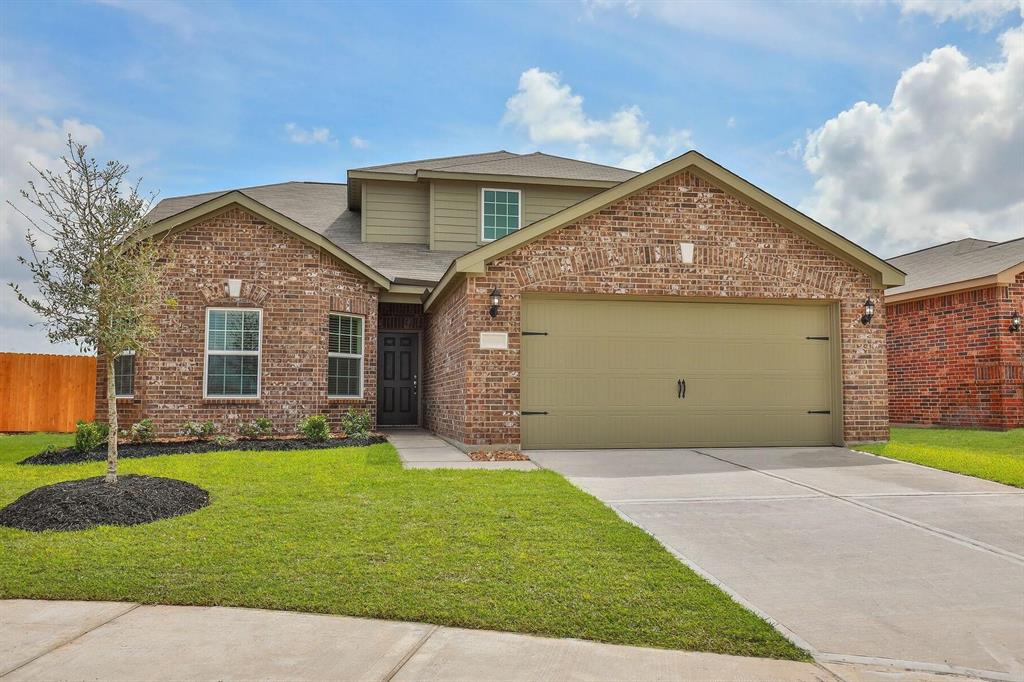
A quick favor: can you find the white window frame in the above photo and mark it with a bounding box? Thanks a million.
[480,187,523,243]
[327,312,364,399]
[114,350,135,399]
[203,307,263,400]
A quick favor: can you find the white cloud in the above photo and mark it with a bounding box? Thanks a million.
[800,25,1024,256]
[93,0,200,40]
[284,123,334,145]
[726,116,737,128]
[502,68,691,171]
[1,116,104,353]
[896,0,1021,30]
[349,135,369,149]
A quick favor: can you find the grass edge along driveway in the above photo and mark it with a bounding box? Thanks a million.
[855,427,1023,488]
[0,433,806,661]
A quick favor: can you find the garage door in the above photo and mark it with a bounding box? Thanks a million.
[521,297,837,449]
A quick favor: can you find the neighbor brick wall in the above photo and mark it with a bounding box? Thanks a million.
[97,206,378,436]
[425,169,888,446]
[887,275,1023,429]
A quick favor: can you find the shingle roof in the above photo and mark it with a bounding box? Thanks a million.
[353,151,636,183]
[886,238,1024,296]
[145,182,469,283]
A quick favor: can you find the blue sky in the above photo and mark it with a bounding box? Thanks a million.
[1,0,1022,352]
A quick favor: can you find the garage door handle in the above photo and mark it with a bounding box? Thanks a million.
[678,379,686,399]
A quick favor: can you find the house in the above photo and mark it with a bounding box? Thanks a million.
[98,150,905,449]
[885,238,1024,430]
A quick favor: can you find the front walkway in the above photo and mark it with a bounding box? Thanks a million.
[0,600,833,681]
[384,428,536,470]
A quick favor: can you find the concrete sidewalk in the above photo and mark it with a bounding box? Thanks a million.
[385,428,537,470]
[0,600,834,681]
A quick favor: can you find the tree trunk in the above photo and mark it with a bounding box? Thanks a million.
[105,354,118,484]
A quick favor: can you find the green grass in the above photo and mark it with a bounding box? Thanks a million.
[0,433,805,660]
[855,427,1024,487]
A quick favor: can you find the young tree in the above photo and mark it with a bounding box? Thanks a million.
[9,137,169,483]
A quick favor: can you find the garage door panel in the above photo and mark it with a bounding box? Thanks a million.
[521,298,836,449]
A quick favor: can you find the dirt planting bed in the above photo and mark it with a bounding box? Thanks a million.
[0,475,209,532]
[20,435,389,465]
[469,450,531,461]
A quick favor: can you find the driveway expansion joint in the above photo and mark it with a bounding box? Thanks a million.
[381,624,439,682]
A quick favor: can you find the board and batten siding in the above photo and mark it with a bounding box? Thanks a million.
[431,180,601,251]
[362,180,430,244]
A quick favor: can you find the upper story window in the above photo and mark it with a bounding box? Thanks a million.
[114,351,135,398]
[328,313,364,398]
[481,188,521,242]
[205,308,262,398]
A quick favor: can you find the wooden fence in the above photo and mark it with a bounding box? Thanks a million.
[0,353,96,433]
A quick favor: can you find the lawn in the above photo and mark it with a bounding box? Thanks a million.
[855,427,1024,487]
[0,432,805,660]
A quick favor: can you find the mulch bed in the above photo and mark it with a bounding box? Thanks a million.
[0,475,209,532]
[20,435,389,466]
[469,450,531,461]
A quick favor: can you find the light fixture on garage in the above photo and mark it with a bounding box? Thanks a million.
[489,288,501,318]
[860,298,875,325]
[1011,311,1021,333]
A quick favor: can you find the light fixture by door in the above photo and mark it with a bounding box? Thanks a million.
[489,288,501,318]
[860,298,875,325]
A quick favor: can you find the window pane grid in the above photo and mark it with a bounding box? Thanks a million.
[206,309,261,397]
[328,314,363,397]
[114,353,135,397]
[482,189,521,241]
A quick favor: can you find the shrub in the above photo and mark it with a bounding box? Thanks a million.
[211,434,235,448]
[297,415,331,442]
[181,420,218,439]
[339,408,372,438]
[237,417,273,439]
[128,418,156,443]
[74,420,109,453]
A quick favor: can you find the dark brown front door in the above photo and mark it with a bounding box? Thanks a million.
[378,332,418,425]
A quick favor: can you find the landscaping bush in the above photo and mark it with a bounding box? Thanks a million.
[181,420,218,439]
[340,408,372,438]
[297,415,331,442]
[127,418,156,443]
[211,435,235,448]
[237,417,273,439]
[74,420,109,453]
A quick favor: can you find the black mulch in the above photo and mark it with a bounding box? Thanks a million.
[0,475,209,532]
[20,435,389,466]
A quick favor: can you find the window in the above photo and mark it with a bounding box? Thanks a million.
[328,314,363,398]
[481,188,521,241]
[205,308,261,398]
[114,351,135,398]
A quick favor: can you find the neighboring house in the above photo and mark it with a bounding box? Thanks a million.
[885,238,1024,430]
[98,150,904,449]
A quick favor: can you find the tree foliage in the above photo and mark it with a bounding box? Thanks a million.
[9,137,170,483]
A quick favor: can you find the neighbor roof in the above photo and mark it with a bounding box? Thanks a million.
[351,151,636,183]
[145,182,468,284]
[886,237,1024,300]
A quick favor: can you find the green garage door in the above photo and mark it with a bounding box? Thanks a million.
[521,297,838,449]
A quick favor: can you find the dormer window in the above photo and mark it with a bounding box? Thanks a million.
[481,188,521,242]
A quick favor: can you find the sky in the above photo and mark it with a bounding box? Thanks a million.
[1,0,1022,353]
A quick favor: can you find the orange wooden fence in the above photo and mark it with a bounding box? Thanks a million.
[0,353,96,433]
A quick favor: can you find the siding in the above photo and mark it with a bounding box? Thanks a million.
[363,180,429,244]
[431,180,600,251]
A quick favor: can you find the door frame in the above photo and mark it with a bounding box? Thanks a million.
[520,294,844,447]
[376,329,423,427]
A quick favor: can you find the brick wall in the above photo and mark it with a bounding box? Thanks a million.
[423,282,469,440]
[97,206,378,436]
[887,275,1023,429]
[425,169,888,446]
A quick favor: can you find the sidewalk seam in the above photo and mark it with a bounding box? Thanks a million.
[380,623,439,682]
[0,602,141,678]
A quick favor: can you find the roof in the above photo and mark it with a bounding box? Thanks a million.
[351,151,636,183]
[145,182,468,284]
[885,237,1024,300]
[424,150,905,310]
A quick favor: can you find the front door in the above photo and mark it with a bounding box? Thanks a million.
[378,331,419,425]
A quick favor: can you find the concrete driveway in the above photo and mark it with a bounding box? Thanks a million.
[529,447,1024,681]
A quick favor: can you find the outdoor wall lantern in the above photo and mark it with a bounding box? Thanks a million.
[489,288,501,318]
[1011,311,1021,333]
[860,297,875,325]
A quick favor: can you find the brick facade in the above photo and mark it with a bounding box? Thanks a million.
[425,170,888,446]
[97,207,378,436]
[886,274,1024,429]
